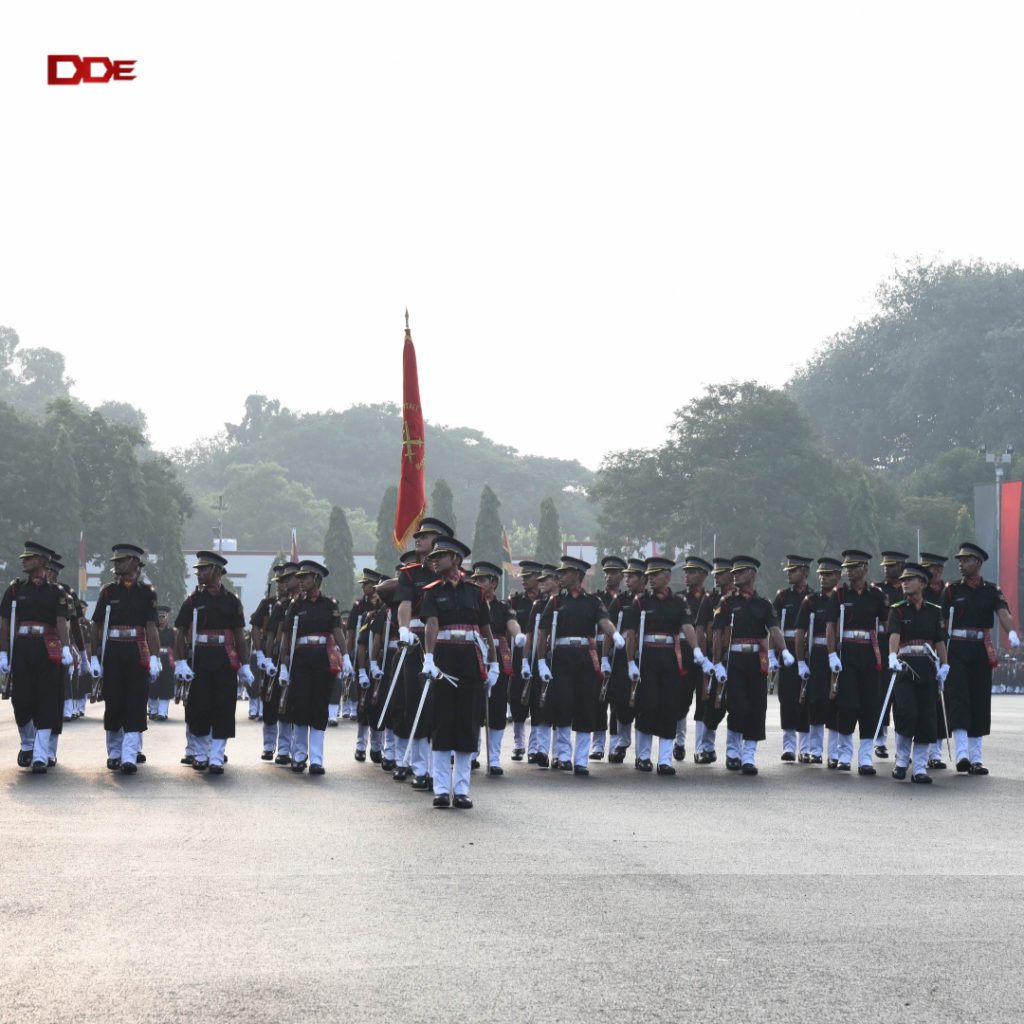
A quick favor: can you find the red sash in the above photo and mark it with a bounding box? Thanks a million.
[19,621,62,664]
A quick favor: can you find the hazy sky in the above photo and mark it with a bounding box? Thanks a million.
[4,2,1024,469]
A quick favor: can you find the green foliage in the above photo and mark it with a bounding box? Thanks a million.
[375,486,398,572]
[430,478,456,535]
[323,506,355,607]
[536,497,562,563]
[471,485,504,570]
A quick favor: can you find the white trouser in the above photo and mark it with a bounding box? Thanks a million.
[370,728,383,752]
[158,698,170,716]
[797,730,809,753]
[658,736,674,767]
[616,721,632,751]
[552,726,572,763]
[694,721,705,751]
[911,742,929,777]
[292,726,309,763]
[927,740,942,760]
[62,699,73,718]
[18,722,35,751]
[636,730,653,760]
[838,733,855,764]
[32,728,52,764]
[827,729,839,761]
[277,722,293,757]
[487,728,503,769]
[726,729,743,760]
[106,729,124,758]
[328,703,339,721]
[356,723,369,752]
[675,715,688,745]
[147,698,158,715]
[878,726,889,746]
[701,723,717,753]
[194,731,212,762]
[394,735,409,766]
[411,736,430,775]
[894,733,913,768]
[858,738,874,768]
[184,724,197,757]
[742,739,757,765]
[49,732,59,758]
[262,722,277,753]
[432,750,473,796]
[122,731,141,766]
[208,736,226,767]
[309,729,325,766]
[808,723,825,756]
[953,728,968,762]
[782,729,797,754]
[529,722,550,755]
[573,731,590,769]
[249,697,262,716]
[969,735,983,763]
[590,730,605,755]
[513,721,526,749]
[383,728,396,760]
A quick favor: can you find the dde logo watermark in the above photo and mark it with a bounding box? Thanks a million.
[47,55,137,85]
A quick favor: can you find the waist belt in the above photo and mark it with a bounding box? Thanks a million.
[729,643,761,653]
[435,628,480,641]
[643,633,677,646]
[898,644,933,657]
[15,621,62,663]
[297,634,329,646]
[196,633,227,644]
[17,624,47,636]
[195,629,240,670]
[109,627,143,640]
[812,636,828,647]
[159,647,171,654]
[951,628,986,640]
[842,630,874,642]
[555,637,592,647]
[783,630,797,639]
[388,639,399,649]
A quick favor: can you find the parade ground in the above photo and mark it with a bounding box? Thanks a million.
[2,699,1022,1024]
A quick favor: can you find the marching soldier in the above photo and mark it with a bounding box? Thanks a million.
[89,544,161,774]
[471,561,524,775]
[942,542,1020,774]
[48,557,84,726]
[794,558,841,764]
[355,572,390,765]
[592,555,626,760]
[695,557,735,765]
[622,557,708,774]
[920,553,950,768]
[886,562,949,783]
[772,555,813,762]
[258,563,299,763]
[277,560,352,774]
[391,517,453,781]
[677,555,714,761]
[873,550,908,758]
[507,560,543,760]
[826,550,889,774]
[173,550,251,774]
[521,563,559,766]
[710,556,793,774]
[605,558,646,762]
[249,564,285,721]
[420,537,499,808]
[148,605,175,721]
[535,556,624,776]
[342,569,380,728]
[0,542,74,772]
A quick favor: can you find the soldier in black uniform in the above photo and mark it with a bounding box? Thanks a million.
[711,555,793,775]
[622,557,707,774]
[391,517,453,781]
[873,550,908,758]
[249,564,284,722]
[920,553,950,768]
[506,560,543,759]
[48,557,84,727]
[421,537,498,808]
[536,556,624,776]
[173,550,251,774]
[0,541,74,772]
[942,541,1020,774]
[277,560,351,774]
[772,555,814,762]
[470,561,523,775]
[89,544,161,774]
[342,569,379,728]
[794,557,841,765]
[148,606,175,721]
[591,555,626,760]
[355,572,390,763]
[826,550,889,774]
[521,563,559,765]
[605,558,646,762]
[258,564,299,763]
[886,562,949,783]
[678,555,713,762]
[696,557,735,765]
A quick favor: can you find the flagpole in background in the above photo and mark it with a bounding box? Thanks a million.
[394,309,427,550]
[290,528,299,564]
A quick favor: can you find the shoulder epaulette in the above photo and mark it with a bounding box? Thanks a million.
[925,601,942,610]
[892,599,907,608]
[423,579,443,590]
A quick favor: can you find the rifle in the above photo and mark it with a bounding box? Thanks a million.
[1,599,15,700]
[278,614,299,714]
[768,608,785,695]
[830,603,845,701]
[798,611,815,704]
[539,609,558,708]
[628,609,646,708]
[599,610,623,703]
[715,611,735,709]
[94,604,111,701]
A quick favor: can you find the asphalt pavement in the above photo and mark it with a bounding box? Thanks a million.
[2,697,1022,1024]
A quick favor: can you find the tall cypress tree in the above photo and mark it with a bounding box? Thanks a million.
[472,485,505,569]
[430,478,457,535]
[536,496,562,564]
[48,425,82,580]
[375,486,399,572]
[323,505,355,608]
[104,440,151,585]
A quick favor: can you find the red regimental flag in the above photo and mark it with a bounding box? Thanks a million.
[394,314,426,549]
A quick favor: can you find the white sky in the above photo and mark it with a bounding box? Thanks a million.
[3,1,1023,469]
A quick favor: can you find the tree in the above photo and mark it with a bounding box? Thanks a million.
[103,440,152,585]
[375,486,399,571]
[430,478,457,535]
[323,506,355,608]
[471,485,504,570]
[537,497,562,564]
[47,425,82,576]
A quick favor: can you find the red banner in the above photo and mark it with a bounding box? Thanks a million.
[1000,480,1021,630]
[393,317,426,549]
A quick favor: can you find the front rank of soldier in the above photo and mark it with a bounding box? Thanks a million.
[506,560,544,761]
[258,562,300,764]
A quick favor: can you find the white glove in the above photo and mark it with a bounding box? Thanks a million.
[370,660,384,681]
[887,652,900,672]
[174,660,193,682]
[238,664,255,686]
[149,654,161,679]
[713,662,728,683]
[398,626,414,646]
[513,633,527,648]
[278,664,290,684]
[612,631,626,650]
[358,668,370,688]
[255,651,268,671]
[485,662,500,689]
[90,655,103,680]
[829,653,843,673]
[0,651,8,674]
[520,662,533,681]
[1009,630,1021,649]
[781,649,795,667]
[702,656,715,674]
[692,646,705,663]
[342,653,354,676]
[265,660,278,678]
[627,660,640,683]
[600,656,611,675]
[61,645,74,667]
[537,659,552,682]
[937,664,950,688]
[798,660,811,681]
[422,652,441,678]
[768,650,780,672]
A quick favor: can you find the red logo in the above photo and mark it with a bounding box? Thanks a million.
[47,55,137,85]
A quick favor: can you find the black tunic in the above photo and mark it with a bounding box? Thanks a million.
[283,592,342,730]
[794,590,838,723]
[773,584,812,732]
[886,598,944,743]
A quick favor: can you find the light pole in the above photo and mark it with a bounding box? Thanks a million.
[982,445,1014,652]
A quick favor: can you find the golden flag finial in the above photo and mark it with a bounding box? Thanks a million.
[405,307,410,331]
